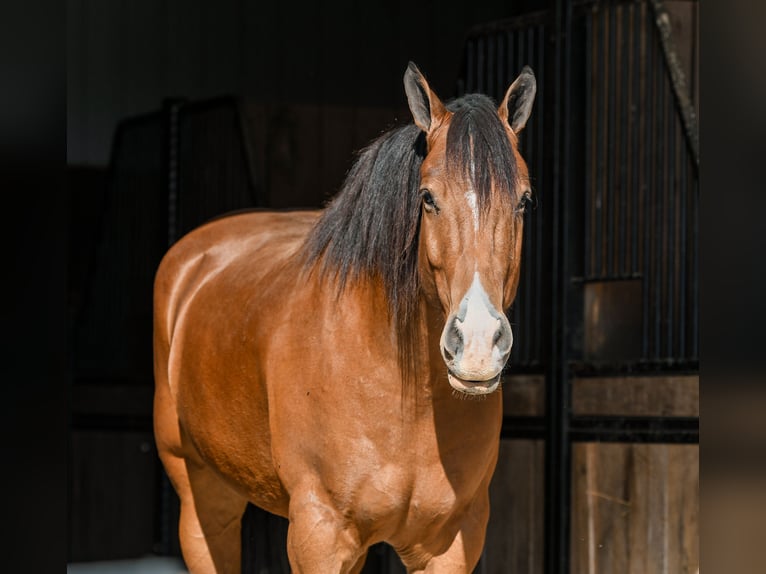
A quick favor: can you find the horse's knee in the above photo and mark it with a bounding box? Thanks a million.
[286,493,363,573]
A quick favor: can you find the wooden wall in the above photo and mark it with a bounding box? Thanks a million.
[487,373,699,574]
[485,440,545,574]
[570,443,699,574]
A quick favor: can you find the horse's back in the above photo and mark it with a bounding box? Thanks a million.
[154,209,319,345]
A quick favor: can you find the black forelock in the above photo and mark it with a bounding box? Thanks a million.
[445,93,520,214]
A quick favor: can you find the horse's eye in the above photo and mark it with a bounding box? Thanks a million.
[516,191,533,213]
[421,190,439,213]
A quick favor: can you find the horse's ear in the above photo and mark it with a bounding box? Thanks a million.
[499,65,537,133]
[404,61,447,134]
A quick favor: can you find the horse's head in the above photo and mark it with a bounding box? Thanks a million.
[404,62,536,396]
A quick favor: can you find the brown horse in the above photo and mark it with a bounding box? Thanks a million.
[153,62,536,573]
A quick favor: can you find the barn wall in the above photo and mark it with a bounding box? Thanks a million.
[67,0,544,167]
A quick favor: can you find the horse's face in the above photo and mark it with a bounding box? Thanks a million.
[404,62,536,395]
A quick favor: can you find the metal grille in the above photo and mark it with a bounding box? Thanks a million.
[458,12,551,371]
[583,0,698,366]
[457,0,698,372]
[73,99,260,386]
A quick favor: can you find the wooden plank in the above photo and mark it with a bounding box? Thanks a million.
[572,374,698,416]
[484,439,544,574]
[502,374,545,416]
[571,443,699,574]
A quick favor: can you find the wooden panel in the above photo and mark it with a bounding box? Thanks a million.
[571,443,698,574]
[502,374,545,416]
[483,440,544,574]
[68,430,159,561]
[572,375,698,416]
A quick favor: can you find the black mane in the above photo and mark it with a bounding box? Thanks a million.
[301,93,520,380]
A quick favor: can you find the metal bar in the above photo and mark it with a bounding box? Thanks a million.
[631,0,640,274]
[691,157,699,358]
[594,7,605,277]
[543,1,573,573]
[583,10,592,280]
[619,3,629,276]
[569,415,699,444]
[164,99,184,246]
[606,3,616,277]
[501,416,547,439]
[654,40,664,360]
[641,5,653,359]
[647,0,699,169]
[679,125,688,358]
[667,83,676,358]
[486,34,496,99]
[521,28,532,365]
[534,23,545,365]
[477,36,485,92]
[466,39,475,93]
[497,31,505,102]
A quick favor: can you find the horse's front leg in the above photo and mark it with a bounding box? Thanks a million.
[286,485,367,574]
[408,490,491,574]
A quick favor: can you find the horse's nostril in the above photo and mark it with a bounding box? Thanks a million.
[493,322,512,353]
[442,316,463,362]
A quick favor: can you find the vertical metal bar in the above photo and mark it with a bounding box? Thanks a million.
[497,31,505,103]
[678,121,688,358]
[619,3,630,276]
[487,34,496,100]
[606,3,616,277]
[642,2,652,359]
[477,36,485,92]
[666,79,676,359]
[544,1,572,573]
[506,31,514,90]
[594,7,605,278]
[466,39,475,93]
[654,38,665,360]
[534,23,545,365]
[160,97,184,557]
[583,9,592,280]
[631,0,640,274]
[691,154,699,359]
[164,99,183,246]
[522,26,533,365]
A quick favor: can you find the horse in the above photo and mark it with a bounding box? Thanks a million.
[153,61,536,574]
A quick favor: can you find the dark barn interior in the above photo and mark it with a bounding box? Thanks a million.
[67,1,699,572]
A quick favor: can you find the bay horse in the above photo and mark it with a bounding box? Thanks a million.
[153,62,536,573]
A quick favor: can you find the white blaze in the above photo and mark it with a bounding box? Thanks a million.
[465,189,479,232]
[467,156,479,232]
